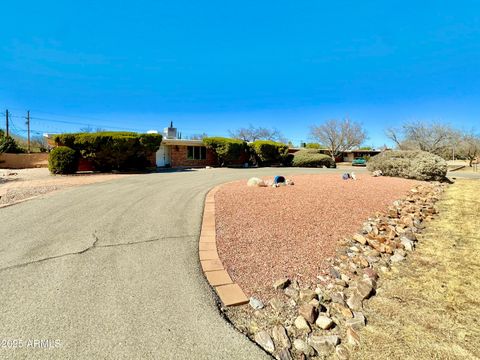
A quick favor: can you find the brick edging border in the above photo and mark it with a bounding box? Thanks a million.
[199,185,249,307]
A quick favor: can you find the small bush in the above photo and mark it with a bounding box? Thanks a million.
[0,136,25,153]
[250,140,289,165]
[203,137,248,166]
[48,146,78,174]
[367,150,447,181]
[291,149,336,168]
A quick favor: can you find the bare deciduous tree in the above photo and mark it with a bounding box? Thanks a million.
[189,133,208,140]
[229,125,287,143]
[457,132,480,166]
[386,122,457,155]
[309,118,367,160]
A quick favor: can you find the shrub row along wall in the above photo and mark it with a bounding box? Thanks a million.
[202,138,291,167]
[51,132,162,173]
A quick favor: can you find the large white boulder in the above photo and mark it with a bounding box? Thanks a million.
[247,177,266,187]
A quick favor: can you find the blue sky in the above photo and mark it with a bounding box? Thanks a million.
[1,1,479,146]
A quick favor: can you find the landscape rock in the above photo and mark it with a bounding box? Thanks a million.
[330,267,342,279]
[330,292,346,305]
[249,297,264,310]
[333,304,353,319]
[315,315,334,329]
[284,287,299,299]
[299,303,318,324]
[247,177,267,187]
[353,233,367,245]
[390,253,406,263]
[254,330,275,353]
[299,289,317,302]
[345,312,366,330]
[272,325,291,349]
[355,279,374,299]
[346,293,363,311]
[294,316,311,332]
[293,339,315,357]
[400,237,414,251]
[308,335,340,355]
[274,278,291,290]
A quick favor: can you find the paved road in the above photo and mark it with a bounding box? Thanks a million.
[0,167,363,360]
[447,171,480,180]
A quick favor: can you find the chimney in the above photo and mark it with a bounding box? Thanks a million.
[164,122,177,139]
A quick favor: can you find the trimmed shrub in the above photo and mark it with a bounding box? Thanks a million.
[291,149,336,168]
[250,140,289,165]
[305,143,324,149]
[48,146,78,174]
[54,132,162,171]
[0,136,25,153]
[203,137,248,166]
[367,150,447,181]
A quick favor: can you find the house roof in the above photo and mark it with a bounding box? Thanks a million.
[162,139,204,146]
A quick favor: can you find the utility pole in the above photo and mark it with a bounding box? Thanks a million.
[5,109,9,137]
[26,110,31,153]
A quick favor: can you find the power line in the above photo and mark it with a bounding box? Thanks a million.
[29,116,147,132]
[2,109,146,132]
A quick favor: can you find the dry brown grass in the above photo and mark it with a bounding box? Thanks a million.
[351,179,480,360]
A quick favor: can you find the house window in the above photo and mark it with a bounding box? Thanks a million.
[187,146,206,160]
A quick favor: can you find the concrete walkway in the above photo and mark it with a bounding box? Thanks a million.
[0,167,364,359]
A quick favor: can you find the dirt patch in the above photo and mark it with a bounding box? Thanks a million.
[351,179,480,360]
[215,174,421,301]
[0,168,132,206]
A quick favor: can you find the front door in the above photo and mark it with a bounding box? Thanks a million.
[156,145,170,167]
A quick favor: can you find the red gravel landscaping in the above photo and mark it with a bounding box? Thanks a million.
[215,174,421,301]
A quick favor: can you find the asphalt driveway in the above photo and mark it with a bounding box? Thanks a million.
[0,167,365,359]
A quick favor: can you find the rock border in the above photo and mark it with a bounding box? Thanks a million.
[214,181,447,359]
[199,185,249,306]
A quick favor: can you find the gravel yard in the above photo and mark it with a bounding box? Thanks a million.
[0,168,131,206]
[215,174,421,301]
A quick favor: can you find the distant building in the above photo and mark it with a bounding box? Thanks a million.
[155,122,216,167]
[288,147,384,162]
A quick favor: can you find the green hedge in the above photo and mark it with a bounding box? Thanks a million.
[250,140,289,165]
[291,149,336,168]
[367,150,447,181]
[48,146,78,174]
[203,137,248,166]
[53,132,162,171]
